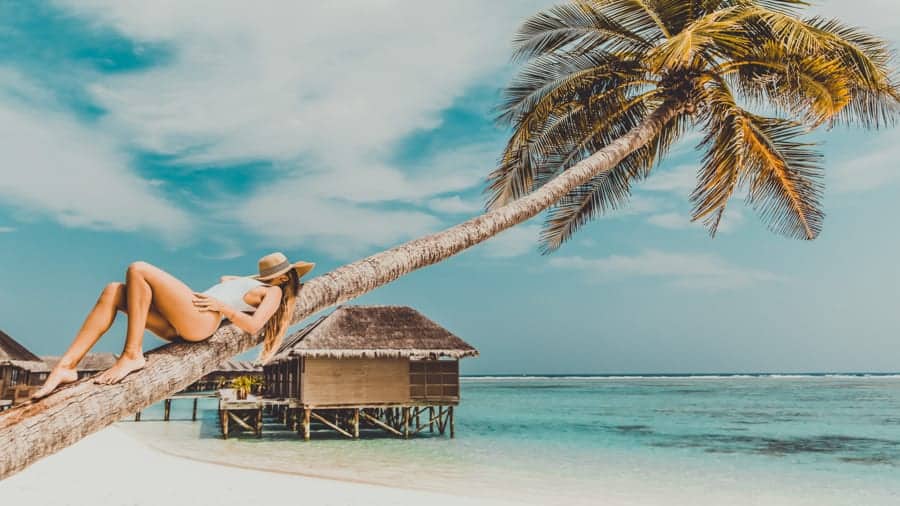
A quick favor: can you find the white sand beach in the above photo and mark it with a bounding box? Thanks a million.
[0,425,523,506]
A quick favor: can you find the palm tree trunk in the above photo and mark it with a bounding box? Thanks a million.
[0,100,683,479]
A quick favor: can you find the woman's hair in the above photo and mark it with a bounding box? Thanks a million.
[257,268,299,363]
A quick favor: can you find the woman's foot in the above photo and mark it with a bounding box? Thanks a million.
[31,366,79,399]
[93,353,146,385]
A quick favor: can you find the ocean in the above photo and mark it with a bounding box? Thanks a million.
[118,375,900,505]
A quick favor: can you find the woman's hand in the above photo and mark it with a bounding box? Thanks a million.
[192,292,230,316]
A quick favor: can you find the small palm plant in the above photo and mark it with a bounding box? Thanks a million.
[230,375,262,400]
[490,0,899,252]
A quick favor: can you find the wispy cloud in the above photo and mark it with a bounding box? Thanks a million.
[0,69,191,240]
[427,195,485,215]
[647,209,744,233]
[477,223,542,259]
[830,131,900,193]
[52,0,548,255]
[0,226,15,233]
[197,236,245,261]
[642,164,697,195]
[548,249,776,290]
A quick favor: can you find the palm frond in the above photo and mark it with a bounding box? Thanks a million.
[691,81,746,235]
[583,0,674,41]
[741,115,824,239]
[803,17,900,128]
[721,41,852,127]
[539,100,689,251]
[694,79,823,239]
[488,58,652,210]
[647,5,750,72]
[511,1,652,62]
[495,49,645,125]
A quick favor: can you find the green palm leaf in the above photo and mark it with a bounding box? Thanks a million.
[491,0,900,251]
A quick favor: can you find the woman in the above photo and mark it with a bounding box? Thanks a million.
[31,252,315,399]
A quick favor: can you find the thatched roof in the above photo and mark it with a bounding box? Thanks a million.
[209,359,262,374]
[7,359,50,373]
[268,305,479,363]
[0,330,48,372]
[0,329,42,362]
[42,352,118,373]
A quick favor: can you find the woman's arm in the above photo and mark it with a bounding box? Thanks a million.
[219,285,283,335]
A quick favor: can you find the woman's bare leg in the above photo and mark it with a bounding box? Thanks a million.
[32,282,179,398]
[94,261,220,385]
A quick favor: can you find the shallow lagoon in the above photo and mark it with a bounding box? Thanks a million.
[120,375,900,505]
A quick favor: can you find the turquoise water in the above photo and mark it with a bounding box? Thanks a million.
[119,375,900,505]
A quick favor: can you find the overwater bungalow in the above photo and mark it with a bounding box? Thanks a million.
[256,304,478,440]
[0,329,49,406]
[42,353,117,380]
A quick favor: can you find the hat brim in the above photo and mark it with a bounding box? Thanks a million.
[251,261,316,281]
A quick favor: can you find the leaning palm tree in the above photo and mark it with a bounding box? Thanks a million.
[488,0,899,252]
[1,0,897,478]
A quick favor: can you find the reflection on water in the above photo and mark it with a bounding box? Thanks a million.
[119,376,900,505]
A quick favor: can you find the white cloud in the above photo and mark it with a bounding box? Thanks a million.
[478,223,542,259]
[52,0,549,254]
[830,131,900,193]
[427,195,484,215]
[231,190,441,260]
[549,249,776,290]
[0,69,191,240]
[647,212,692,230]
[647,209,744,233]
[0,226,15,233]
[642,164,697,194]
[197,236,245,261]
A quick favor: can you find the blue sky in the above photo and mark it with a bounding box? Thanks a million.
[0,0,898,374]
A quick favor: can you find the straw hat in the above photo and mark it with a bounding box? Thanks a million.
[249,251,315,281]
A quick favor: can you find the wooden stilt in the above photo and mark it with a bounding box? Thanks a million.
[192,398,198,421]
[449,406,455,438]
[403,407,410,439]
[228,411,254,431]
[429,406,434,432]
[222,410,229,439]
[164,399,171,421]
[303,408,311,441]
[360,410,403,437]
[256,407,263,437]
[134,411,141,422]
[310,411,353,438]
[353,408,360,439]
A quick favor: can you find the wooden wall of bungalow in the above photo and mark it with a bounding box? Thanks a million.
[0,360,49,404]
[264,355,462,407]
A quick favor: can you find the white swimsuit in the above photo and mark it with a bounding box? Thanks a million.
[200,277,269,315]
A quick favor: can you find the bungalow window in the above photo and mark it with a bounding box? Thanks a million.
[10,368,18,386]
